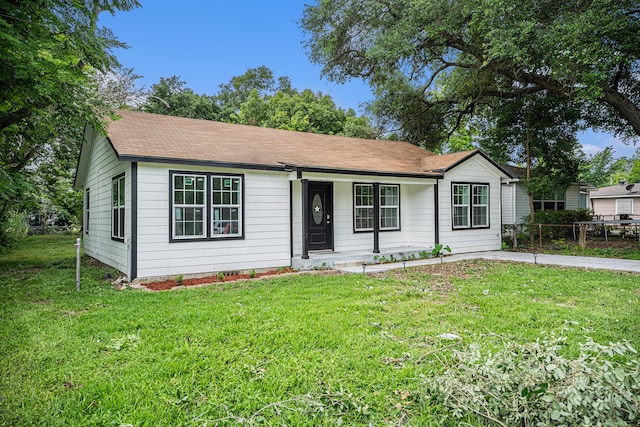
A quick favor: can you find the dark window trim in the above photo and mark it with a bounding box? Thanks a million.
[451,182,490,230]
[84,188,90,234]
[169,170,245,243]
[111,173,125,242]
[352,182,401,233]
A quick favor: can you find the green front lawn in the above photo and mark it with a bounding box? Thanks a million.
[1,235,638,426]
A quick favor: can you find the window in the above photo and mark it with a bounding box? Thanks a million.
[173,174,206,239]
[85,188,90,234]
[533,191,565,211]
[170,171,244,241]
[353,183,400,232]
[452,184,469,228]
[380,185,399,230]
[472,185,489,227]
[212,176,242,236]
[354,184,374,231]
[452,183,490,229]
[616,199,634,215]
[112,174,125,241]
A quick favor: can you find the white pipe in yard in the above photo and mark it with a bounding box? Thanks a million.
[75,237,81,291]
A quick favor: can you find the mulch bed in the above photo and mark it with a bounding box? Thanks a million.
[142,268,296,291]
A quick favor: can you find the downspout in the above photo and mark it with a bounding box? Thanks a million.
[289,181,293,262]
[373,182,380,253]
[130,162,138,280]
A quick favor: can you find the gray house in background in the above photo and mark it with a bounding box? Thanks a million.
[501,165,589,226]
[589,182,640,220]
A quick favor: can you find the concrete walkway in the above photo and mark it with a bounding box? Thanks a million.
[337,251,640,274]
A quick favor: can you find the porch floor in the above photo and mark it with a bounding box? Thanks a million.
[291,246,431,271]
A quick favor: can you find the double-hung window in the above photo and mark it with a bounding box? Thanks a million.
[452,183,489,229]
[171,171,244,241]
[353,183,400,232]
[212,176,242,236]
[354,184,374,231]
[380,185,399,229]
[112,174,125,241]
[173,174,206,239]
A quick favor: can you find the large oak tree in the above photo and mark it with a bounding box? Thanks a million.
[301,0,640,148]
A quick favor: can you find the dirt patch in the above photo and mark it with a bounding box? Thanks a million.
[380,259,487,282]
[143,268,296,291]
[374,259,491,296]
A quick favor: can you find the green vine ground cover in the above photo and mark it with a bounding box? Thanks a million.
[1,235,639,426]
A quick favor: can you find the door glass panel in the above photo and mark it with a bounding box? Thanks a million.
[312,193,323,225]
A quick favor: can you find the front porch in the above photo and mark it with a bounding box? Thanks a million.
[291,246,430,271]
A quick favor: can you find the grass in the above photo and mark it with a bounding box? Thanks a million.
[1,234,639,426]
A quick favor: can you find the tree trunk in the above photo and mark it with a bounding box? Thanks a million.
[526,121,535,246]
[601,87,640,137]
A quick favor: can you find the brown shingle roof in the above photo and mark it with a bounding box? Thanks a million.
[105,110,503,178]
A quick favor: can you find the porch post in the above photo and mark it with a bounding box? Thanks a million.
[301,179,309,259]
[373,182,380,253]
[434,180,440,245]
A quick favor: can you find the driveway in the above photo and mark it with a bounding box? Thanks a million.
[337,251,640,274]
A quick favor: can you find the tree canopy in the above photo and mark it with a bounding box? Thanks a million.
[301,0,640,148]
[0,0,139,247]
[141,67,379,138]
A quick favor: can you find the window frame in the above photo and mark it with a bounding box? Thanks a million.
[211,175,243,238]
[172,173,207,240]
[616,198,634,215]
[533,191,566,212]
[353,183,401,233]
[111,173,126,242]
[169,170,245,242]
[451,182,490,230]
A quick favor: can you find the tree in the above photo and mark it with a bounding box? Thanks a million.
[479,93,581,243]
[215,66,280,121]
[92,66,146,109]
[0,0,139,247]
[301,0,640,147]
[142,76,220,120]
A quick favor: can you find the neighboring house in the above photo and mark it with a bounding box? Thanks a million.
[589,182,640,220]
[500,165,588,226]
[74,110,511,280]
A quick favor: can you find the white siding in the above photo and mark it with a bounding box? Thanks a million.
[438,156,504,254]
[82,134,130,275]
[136,164,291,278]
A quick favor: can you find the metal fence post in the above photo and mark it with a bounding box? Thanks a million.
[75,238,81,291]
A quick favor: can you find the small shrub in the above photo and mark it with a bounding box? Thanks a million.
[425,331,640,426]
[249,269,257,278]
[217,272,225,282]
[175,274,183,286]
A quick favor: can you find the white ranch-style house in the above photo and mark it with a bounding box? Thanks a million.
[74,110,512,281]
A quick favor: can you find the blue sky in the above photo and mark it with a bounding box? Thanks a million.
[100,1,637,158]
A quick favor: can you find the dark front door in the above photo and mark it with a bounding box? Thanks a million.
[308,182,333,251]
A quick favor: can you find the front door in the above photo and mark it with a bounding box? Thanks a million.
[308,182,333,251]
